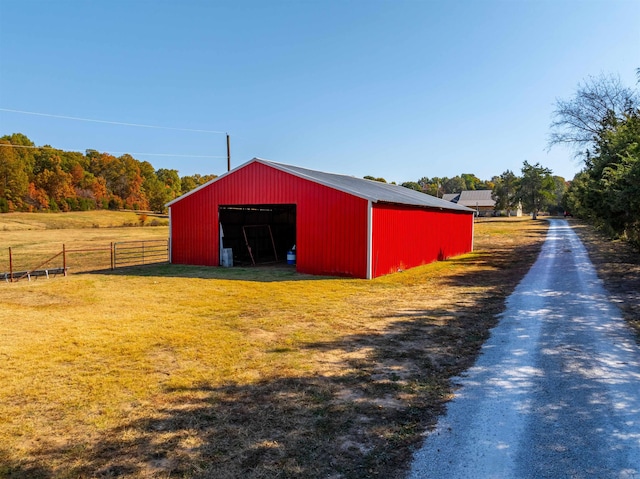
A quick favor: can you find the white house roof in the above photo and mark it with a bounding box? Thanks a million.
[168,158,474,213]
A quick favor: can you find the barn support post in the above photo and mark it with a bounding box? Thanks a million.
[168,207,172,264]
[9,247,13,283]
[470,213,475,252]
[366,200,373,279]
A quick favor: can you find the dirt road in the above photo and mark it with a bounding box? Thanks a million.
[408,219,640,479]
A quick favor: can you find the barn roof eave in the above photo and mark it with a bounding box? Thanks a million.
[375,200,476,213]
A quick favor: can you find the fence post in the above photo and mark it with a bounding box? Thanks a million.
[63,244,67,276]
[9,247,13,283]
[110,242,114,270]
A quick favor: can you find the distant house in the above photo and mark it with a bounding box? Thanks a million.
[443,189,522,217]
[457,190,495,216]
[444,190,495,216]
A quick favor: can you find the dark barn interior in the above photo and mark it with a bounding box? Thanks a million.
[218,205,296,265]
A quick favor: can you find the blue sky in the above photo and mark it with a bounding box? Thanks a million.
[1,0,638,183]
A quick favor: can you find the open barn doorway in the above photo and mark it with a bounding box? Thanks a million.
[218,205,296,266]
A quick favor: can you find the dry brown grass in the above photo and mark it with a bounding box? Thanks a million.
[0,216,549,479]
[0,211,168,231]
[569,219,640,337]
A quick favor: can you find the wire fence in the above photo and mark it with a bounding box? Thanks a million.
[1,240,169,282]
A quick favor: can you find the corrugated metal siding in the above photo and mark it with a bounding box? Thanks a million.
[371,204,473,278]
[169,193,218,266]
[170,162,369,277]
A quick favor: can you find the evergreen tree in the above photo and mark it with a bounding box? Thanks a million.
[517,161,555,220]
[492,170,519,216]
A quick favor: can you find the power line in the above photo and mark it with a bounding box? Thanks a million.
[0,108,227,134]
[0,143,227,159]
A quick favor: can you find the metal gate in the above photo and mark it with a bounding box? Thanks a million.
[113,240,169,268]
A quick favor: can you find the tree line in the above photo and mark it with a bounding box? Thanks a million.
[369,167,566,219]
[550,73,639,247]
[0,131,565,218]
[0,133,564,219]
[366,173,495,196]
[0,133,216,213]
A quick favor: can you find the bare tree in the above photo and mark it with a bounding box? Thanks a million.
[549,73,638,156]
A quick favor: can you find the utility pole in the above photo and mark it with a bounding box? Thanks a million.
[226,133,231,172]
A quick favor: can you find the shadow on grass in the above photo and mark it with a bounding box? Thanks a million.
[0,314,477,479]
[84,262,335,283]
[1,228,549,479]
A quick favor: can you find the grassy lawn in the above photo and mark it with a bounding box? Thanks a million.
[0,214,550,478]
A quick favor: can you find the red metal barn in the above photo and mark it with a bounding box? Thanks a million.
[167,159,474,279]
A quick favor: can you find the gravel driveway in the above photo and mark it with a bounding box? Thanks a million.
[408,219,640,479]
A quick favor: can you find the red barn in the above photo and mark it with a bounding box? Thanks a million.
[167,158,474,279]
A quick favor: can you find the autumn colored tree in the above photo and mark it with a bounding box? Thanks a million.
[34,166,76,211]
[26,182,50,211]
[0,140,29,211]
[0,134,224,213]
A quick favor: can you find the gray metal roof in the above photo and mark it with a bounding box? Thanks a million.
[457,190,495,207]
[258,159,474,212]
[168,158,474,213]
